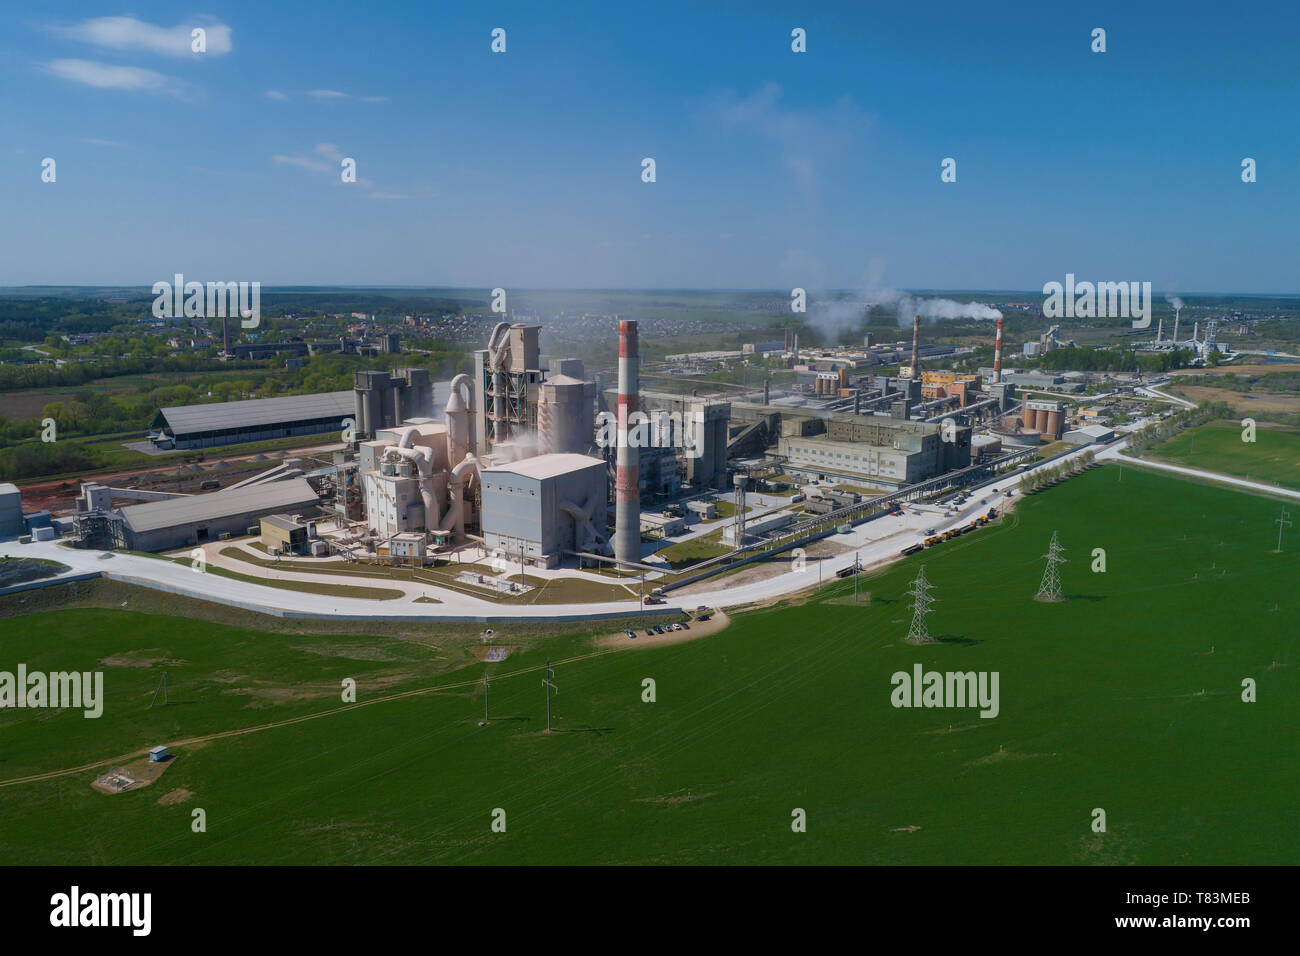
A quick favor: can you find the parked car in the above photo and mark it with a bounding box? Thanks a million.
[625,629,637,639]
[646,629,655,636]
[672,623,683,631]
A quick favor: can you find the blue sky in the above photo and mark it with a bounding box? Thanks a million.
[1,1,1296,292]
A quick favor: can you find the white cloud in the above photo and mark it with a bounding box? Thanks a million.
[81,137,128,148]
[46,59,176,93]
[265,89,289,101]
[307,89,386,103]
[272,143,373,188]
[50,16,232,57]
[705,82,871,189]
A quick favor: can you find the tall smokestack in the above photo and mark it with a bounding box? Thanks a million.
[910,315,920,378]
[993,316,1004,385]
[614,319,640,566]
[1173,308,1180,346]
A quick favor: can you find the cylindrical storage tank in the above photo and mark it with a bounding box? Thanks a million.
[1035,409,1049,432]
[354,388,368,440]
[1046,411,1062,438]
[1022,406,1035,429]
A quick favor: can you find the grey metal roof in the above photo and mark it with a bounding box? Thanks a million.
[483,453,605,480]
[120,478,319,533]
[158,391,355,436]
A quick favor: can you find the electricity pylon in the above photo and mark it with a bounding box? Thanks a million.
[1035,531,1067,602]
[904,565,937,645]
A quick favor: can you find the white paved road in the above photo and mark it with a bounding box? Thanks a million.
[0,441,1115,623]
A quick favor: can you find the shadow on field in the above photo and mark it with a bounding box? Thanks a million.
[550,727,616,736]
[935,635,981,646]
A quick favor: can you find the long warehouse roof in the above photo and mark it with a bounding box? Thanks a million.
[157,391,354,436]
[120,478,320,533]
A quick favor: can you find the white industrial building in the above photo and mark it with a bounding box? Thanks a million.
[480,453,610,568]
[1063,424,1116,445]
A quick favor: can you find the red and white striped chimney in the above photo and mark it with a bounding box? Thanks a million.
[613,319,640,565]
[910,315,920,378]
[993,315,1004,384]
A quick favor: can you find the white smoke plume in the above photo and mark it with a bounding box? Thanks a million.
[1165,294,1185,310]
[805,286,1002,340]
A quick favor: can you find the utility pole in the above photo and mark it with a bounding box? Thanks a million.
[542,659,558,733]
[483,670,490,723]
[1275,507,1292,553]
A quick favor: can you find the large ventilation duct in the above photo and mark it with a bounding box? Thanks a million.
[613,319,640,565]
[383,426,440,530]
[487,322,512,445]
[445,454,481,541]
[560,491,612,555]
[446,373,473,463]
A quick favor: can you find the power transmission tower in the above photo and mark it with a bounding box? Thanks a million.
[1035,531,1067,602]
[1274,507,1292,553]
[542,659,558,733]
[904,565,937,645]
[148,671,168,709]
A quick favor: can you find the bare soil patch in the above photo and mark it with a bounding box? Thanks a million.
[91,755,173,794]
[595,611,730,651]
[157,788,194,805]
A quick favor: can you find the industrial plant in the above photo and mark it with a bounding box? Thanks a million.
[13,309,1137,600]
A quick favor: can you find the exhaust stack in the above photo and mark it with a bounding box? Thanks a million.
[993,315,1004,384]
[613,319,640,566]
[910,315,920,378]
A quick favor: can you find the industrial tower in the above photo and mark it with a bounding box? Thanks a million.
[904,565,937,645]
[1035,531,1067,602]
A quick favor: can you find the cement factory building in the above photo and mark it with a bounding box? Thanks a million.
[480,453,609,567]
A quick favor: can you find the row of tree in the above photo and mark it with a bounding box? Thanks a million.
[1123,401,1232,458]
[1018,449,1096,494]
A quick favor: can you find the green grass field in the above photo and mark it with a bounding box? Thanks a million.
[1148,418,1300,489]
[0,465,1293,864]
